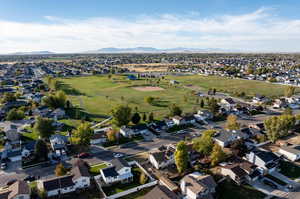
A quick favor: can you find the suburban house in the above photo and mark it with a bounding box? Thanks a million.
[172,116,185,125]
[21,141,36,157]
[100,158,133,185]
[49,134,69,157]
[180,172,217,199]
[50,108,66,120]
[245,148,280,174]
[144,185,180,199]
[172,115,196,126]
[213,130,249,148]
[149,144,176,169]
[120,124,149,137]
[220,164,248,184]
[220,98,237,111]
[278,145,300,161]
[37,175,75,197]
[194,110,213,122]
[252,94,270,104]
[148,121,167,133]
[273,98,288,109]
[71,162,91,189]
[0,180,30,199]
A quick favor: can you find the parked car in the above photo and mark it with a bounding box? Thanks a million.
[78,152,90,159]
[263,179,278,189]
[113,153,124,158]
[24,175,36,182]
[1,162,7,170]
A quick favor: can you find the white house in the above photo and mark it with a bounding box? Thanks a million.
[100,158,133,184]
[120,124,149,137]
[149,145,176,169]
[180,172,217,199]
[172,116,185,125]
[278,145,300,161]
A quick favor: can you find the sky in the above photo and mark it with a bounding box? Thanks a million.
[0,0,300,53]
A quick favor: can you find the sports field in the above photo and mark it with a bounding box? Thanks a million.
[58,74,297,121]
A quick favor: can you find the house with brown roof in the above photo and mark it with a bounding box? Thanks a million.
[143,185,179,199]
[180,172,217,199]
[71,162,91,189]
[0,180,30,199]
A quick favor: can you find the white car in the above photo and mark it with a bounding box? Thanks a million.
[113,153,124,158]
[1,163,7,170]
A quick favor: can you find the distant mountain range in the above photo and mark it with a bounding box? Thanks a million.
[4,47,241,55]
[84,47,238,53]
[8,51,55,55]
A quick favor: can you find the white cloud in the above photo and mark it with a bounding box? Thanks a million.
[0,7,300,53]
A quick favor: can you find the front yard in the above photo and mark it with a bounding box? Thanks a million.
[217,180,266,199]
[89,163,109,175]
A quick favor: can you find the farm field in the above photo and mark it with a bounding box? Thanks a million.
[58,74,296,121]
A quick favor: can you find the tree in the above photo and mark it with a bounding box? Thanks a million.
[174,141,189,173]
[139,172,148,184]
[225,114,240,130]
[230,139,247,156]
[55,163,67,176]
[34,139,48,161]
[145,96,155,105]
[264,115,296,142]
[207,98,220,116]
[285,86,296,98]
[131,112,141,125]
[42,91,67,109]
[169,104,182,117]
[72,122,93,146]
[200,99,205,108]
[6,108,25,121]
[142,113,147,122]
[213,88,216,95]
[148,112,154,122]
[193,130,215,156]
[210,144,226,166]
[33,117,54,139]
[111,105,132,127]
[106,129,119,142]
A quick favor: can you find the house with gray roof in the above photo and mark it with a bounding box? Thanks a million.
[100,158,133,185]
[213,130,249,148]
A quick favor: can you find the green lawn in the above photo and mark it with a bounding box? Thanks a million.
[169,75,298,98]
[57,74,295,121]
[57,75,200,121]
[279,161,300,179]
[217,180,266,199]
[89,163,108,175]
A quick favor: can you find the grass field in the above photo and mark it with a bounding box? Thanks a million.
[58,74,296,121]
[58,75,200,121]
[169,75,298,98]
